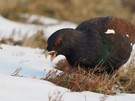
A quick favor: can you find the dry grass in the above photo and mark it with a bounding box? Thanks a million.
[22,30,47,49]
[0,0,135,23]
[48,90,65,101]
[44,59,135,95]
[11,67,22,77]
[0,30,47,49]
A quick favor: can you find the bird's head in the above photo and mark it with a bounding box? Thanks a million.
[46,28,80,61]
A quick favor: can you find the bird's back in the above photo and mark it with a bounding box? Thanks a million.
[76,16,135,43]
[76,16,135,73]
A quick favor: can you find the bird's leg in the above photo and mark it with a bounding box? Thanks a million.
[73,61,80,68]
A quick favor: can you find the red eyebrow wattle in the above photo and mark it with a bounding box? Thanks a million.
[55,37,62,46]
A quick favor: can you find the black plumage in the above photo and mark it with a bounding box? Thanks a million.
[46,16,135,73]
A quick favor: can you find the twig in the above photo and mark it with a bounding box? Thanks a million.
[11,67,22,76]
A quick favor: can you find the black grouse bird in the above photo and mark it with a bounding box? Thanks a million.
[46,16,135,73]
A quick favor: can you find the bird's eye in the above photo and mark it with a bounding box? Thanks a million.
[54,37,62,46]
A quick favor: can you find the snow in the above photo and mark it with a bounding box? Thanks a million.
[0,67,135,101]
[44,21,77,38]
[20,13,59,25]
[0,16,43,41]
[0,73,68,101]
[0,14,76,41]
[19,14,77,38]
[0,44,65,78]
[0,15,135,101]
[123,44,135,68]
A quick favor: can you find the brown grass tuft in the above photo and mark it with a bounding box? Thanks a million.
[0,30,47,49]
[44,59,135,95]
[22,30,47,49]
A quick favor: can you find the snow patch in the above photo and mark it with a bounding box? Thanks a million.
[0,14,77,41]
[0,44,64,78]
[44,22,76,38]
[20,14,59,25]
[0,16,44,41]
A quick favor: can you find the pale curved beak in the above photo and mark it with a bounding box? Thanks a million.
[44,50,57,61]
